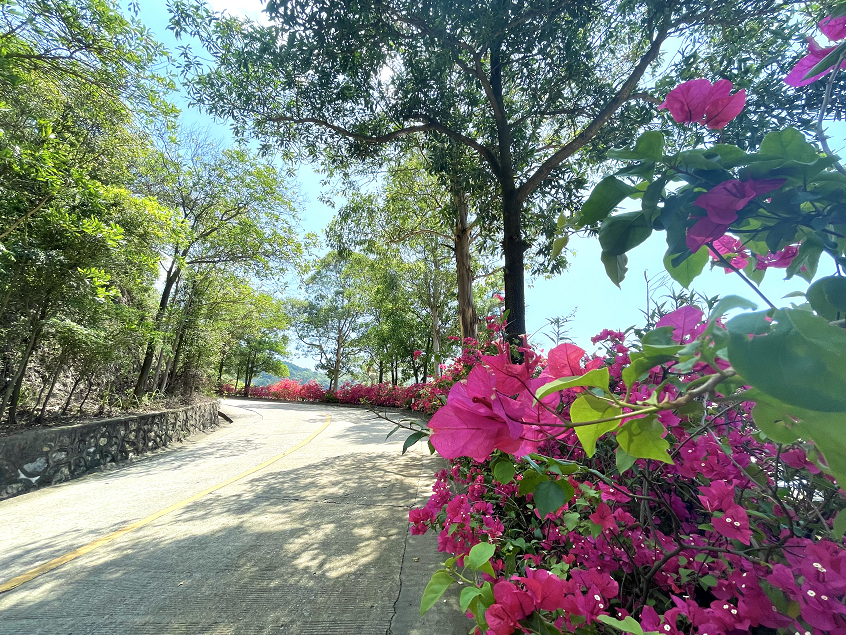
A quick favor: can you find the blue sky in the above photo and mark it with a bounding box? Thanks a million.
[135,1,840,365]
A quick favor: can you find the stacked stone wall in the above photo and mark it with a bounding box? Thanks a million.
[0,401,219,500]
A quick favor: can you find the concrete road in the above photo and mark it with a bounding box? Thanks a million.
[0,400,466,635]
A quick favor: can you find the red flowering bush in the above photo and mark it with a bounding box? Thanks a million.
[412,316,846,635]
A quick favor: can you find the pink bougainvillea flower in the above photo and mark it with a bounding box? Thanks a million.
[659,78,713,124]
[493,581,535,621]
[695,179,784,225]
[698,479,736,512]
[713,504,753,544]
[820,15,846,41]
[589,502,618,532]
[482,350,531,395]
[547,342,586,378]
[755,245,799,270]
[655,306,705,343]
[686,217,732,253]
[484,603,519,635]
[703,79,747,130]
[785,37,846,86]
[427,366,525,461]
[659,78,745,128]
[712,234,749,271]
[516,568,567,611]
[686,179,784,252]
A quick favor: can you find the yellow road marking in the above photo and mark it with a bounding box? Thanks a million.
[0,416,332,594]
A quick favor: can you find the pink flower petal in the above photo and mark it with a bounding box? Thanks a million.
[656,306,705,343]
[547,343,586,378]
[704,89,746,129]
[658,79,713,124]
[820,15,846,41]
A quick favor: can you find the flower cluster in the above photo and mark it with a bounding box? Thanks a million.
[412,314,846,635]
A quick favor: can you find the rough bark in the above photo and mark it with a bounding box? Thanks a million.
[134,263,181,397]
[453,186,478,342]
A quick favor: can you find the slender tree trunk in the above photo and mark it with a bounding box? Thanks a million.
[38,351,66,423]
[62,375,82,415]
[378,359,383,384]
[134,264,181,397]
[166,328,186,395]
[502,188,526,340]
[453,186,479,342]
[151,346,164,393]
[78,375,94,415]
[243,351,256,397]
[0,304,46,423]
[234,362,242,393]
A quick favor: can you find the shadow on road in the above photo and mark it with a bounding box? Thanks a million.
[0,431,446,635]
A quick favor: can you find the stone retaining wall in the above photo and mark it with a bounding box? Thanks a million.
[0,400,219,500]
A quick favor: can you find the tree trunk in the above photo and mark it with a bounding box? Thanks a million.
[78,375,94,415]
[243,350,256,397]
[134,264,180,397]
[502,187,526,341]
[453,186,479,342]
[0,304,46,423]
[38,351,66,423]
[378,359,383,384]
[234,363,242,393]
[151,346,165,393]
[62,375,82,415]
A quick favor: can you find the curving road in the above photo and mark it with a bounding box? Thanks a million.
[0,399,464,635]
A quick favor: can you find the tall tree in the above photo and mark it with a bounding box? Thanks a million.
[169,0,805,341]
[131,127,301,397]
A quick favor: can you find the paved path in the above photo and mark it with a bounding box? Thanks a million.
[0,400,465,634]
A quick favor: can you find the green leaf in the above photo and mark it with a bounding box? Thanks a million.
[534,480,573,518]
[599,212,652,256]
[616,445,637,474]
[759,127,818,163]
[571,394,622,457]
[493,460,516,484]
[806,275,846,320]
[597,615,645,635]
[833,510,846,540]
[616,415,673,463]
[700,574,719,588]
[460,587,484,613]
[622,352,677,388]
[708,295,758,325]
[551,235,569,259]
[466,542,496,570]
[602,251,629,287]
[535,367,611,399]
[727,309,846,412]
[478,560,495,577]
[518,470,547,496]
[420,570,454,615]
[664,246,708,288]
[402,430,428,454]
[641,327,684,356]
[579,177,638,225]
[785,236,824,282]
[607,131,664,161]
[675,150,724,171]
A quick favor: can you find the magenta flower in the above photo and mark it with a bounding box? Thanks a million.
[686,179,784,252]
[703,79,747,129]
[697,479,736,512]
[659,79,745,129]
[485,603,519,635]
[755,245,799,270]
[712,234,749,271]
[516,568,567,611]
[427,366,524,461]
[785,37,846,86]
[820,15,846,41]
[547,342,586,377]
[655,306,704,343]
[713,504,752,544]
